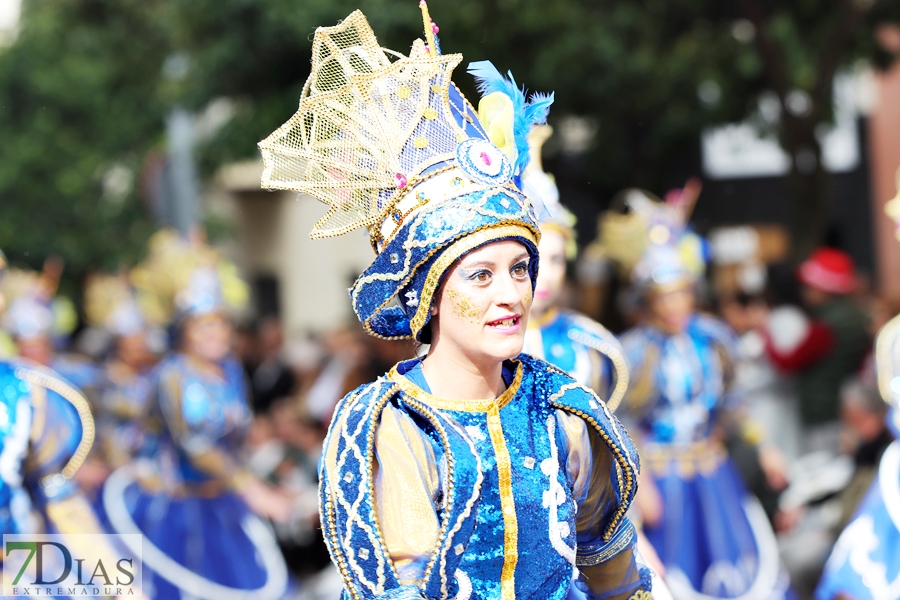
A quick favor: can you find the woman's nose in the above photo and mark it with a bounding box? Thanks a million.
[494,272,523,307]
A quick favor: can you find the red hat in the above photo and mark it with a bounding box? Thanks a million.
[797,247,858,295]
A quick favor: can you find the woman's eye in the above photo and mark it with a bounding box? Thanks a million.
[511,263,529,278]
[474,271,490,282]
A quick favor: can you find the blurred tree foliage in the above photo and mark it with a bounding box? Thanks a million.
[0,0,171,279]
[1,0,899,279]
[173,0,900,256]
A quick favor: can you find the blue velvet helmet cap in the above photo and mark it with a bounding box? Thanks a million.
[259,7,552,340]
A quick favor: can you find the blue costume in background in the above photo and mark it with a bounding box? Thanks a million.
[0,358,103,534]
[100,353,288,600]
[525,309,629,411]
[90,363,153,469]
[94,230,288,600]
[621,315,791,600]
[816,314,900,600]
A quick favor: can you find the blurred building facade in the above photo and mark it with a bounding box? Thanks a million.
[214,161,372,336]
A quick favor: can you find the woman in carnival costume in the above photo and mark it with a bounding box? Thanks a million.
[98,229,291,600]
[1,258,100,390]
[0,252,119,571]
[259,5,651,600]
[605,188,793,600]
[520,128,670,598]
[521,125,629,411]
[815,177,900,600]
[80,273,160,479]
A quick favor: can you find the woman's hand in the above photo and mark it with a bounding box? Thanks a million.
[240,478,295,523]
[758,444,790,492]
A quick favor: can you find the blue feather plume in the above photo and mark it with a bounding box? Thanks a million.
[466,60,554,175]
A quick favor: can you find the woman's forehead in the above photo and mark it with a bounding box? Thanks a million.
[457,239,529,267]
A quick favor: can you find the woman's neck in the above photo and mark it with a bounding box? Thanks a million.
[420,344,506,400]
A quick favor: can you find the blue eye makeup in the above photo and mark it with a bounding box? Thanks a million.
[459,268,492,282]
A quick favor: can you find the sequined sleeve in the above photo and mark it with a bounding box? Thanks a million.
[157,368,252,489]
[373,404,442,586]
[557,410,647,600]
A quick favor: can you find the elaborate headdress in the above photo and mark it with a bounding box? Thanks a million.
[1,258,77,340]
[84,273,147,337]
[129,229,249,326]
[259,5,552,340]
[521,125,577,260]
[598,179,706,292]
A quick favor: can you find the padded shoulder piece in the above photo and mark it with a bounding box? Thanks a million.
[559,310,630,412]
[517,354,640,542]
[319,377,484,599]
[12,360,94,479]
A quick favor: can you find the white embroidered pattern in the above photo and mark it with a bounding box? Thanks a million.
[542,415,576,566]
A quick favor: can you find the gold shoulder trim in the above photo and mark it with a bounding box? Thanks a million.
[566,318,630,413]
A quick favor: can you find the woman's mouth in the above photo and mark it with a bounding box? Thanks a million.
[535,289,550,299]
[486,314,522,334]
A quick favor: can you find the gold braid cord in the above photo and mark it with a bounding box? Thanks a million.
[15,366,95,478]
[258,10,468,240]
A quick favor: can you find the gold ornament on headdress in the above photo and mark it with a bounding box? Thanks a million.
[129,229,249,325]
[83,273,135,328]
[258,10,472,242]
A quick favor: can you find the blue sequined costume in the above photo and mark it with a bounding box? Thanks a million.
[620,315,791,600]
[99,352,288,600]
[321,354,647,600]
[0,359,97,532]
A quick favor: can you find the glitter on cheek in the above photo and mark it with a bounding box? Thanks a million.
[446,288,482,323]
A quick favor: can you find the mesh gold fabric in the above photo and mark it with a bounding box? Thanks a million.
[259,11,471,241]
[83,274,133,328]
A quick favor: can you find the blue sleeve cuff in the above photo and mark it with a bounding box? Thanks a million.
[576,518,637,567]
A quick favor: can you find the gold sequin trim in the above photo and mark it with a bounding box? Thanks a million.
[409,223,538,338]
[15,366,95,479]
[387,358,523,412]
[487,404,518,599]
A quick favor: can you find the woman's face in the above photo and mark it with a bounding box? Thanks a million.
[117,332,152,370]
[532,228,567,317]
[184,312,233,363]
[432,240,533,365]
[648,285,694,334]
